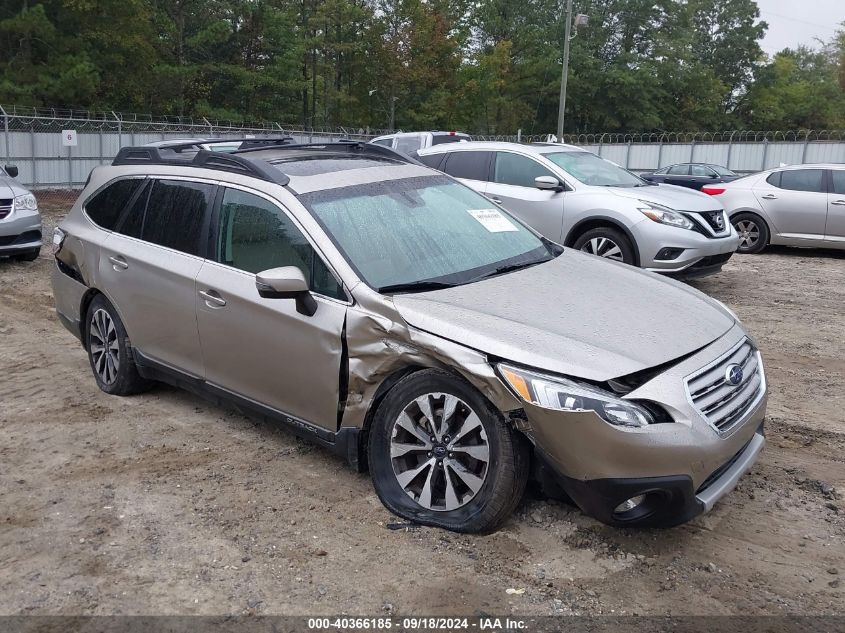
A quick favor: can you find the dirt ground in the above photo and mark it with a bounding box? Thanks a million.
[1,202,843,616]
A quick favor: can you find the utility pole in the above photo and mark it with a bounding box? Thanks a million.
[556,0,573,140]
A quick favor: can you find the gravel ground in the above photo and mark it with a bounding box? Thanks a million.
[1,201,843,616]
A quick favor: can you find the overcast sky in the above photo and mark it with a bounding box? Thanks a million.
[755,0,844,55]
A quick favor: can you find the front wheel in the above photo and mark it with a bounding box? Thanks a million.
[368,369,529,533]
[85,295,152,396]
[573,226,636,265]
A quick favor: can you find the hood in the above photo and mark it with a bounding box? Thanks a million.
[392,251,735,382]
[610,183,722,212]
[0,175,28,198]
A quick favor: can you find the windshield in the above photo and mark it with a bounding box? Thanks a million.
[303,176,557,292]
[544,151,646,187]
[712,165,736,176]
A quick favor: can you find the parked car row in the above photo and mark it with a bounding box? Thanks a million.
[50,139,767,533]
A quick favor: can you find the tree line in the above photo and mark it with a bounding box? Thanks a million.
[1,0,844,134]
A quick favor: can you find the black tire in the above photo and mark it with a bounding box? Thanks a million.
[14,247,40,262]
[368,369,529,533]
[573,226,637,265]
[731,212,769,254]
[85,294,152,396]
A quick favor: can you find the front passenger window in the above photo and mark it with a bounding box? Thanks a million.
[217,189,344,300]
[493,152,556,188]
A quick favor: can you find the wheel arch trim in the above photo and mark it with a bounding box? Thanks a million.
[564,216,641,267]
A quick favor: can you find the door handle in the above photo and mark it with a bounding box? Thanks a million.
[831,199,845,206]
[108,255,128,270]
[199,289,227,307]
[761,194,778,199]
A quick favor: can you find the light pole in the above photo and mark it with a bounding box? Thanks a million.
[556,5,588,140]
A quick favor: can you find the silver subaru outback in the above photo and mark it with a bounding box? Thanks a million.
[51,141,766,533]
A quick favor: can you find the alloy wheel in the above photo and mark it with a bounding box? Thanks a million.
[89,308,120,385]
[390,392,490,512]
[581,236,624,261]
[735,219,760,250]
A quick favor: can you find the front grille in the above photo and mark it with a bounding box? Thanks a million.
[686,339,764,436]
[0,230,41,247]
[0,199,12,220]
[689,252,733,270]
[687,209,728,236]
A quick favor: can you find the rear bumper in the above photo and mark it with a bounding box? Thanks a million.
[536,424,765,527]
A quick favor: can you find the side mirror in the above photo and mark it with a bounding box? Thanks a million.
[710,173,719,178]
[255,266,317,316]
[535,175,564,191]
[4,165,18,178]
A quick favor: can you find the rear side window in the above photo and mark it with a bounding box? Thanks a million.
[493,152,556,188]
[442,151,492,181]
[116,179,213,255]
[85,178,144,230]
[690,165,714,177]
[395,136,423,154]
[775,169,825,193]
[418,153,445,170]
[216,188,344,300]
[668,164,690,175]
[831,170,845,195]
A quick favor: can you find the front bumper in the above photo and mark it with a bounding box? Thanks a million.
[523,323,767,526]
[633,219,740,276]
[0,208,42,255]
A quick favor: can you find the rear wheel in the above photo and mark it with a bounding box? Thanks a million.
[573,226,636,265]
[731,213,768,254]
[368,369,529,533]
[85,295,152,396]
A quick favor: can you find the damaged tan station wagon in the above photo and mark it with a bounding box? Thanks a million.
[51,141,767,533]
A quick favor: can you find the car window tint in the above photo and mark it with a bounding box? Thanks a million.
[217,188,343,299]
[766,172,781,187]
[832,170,845,195]
[418,153,444,169]
[777,169,825,193]
[690,165,713,177]
[442,151,491,181]
[395,136,423,154]
[371,139,392,147]
[668,165,689,175]
[116,180,149,239]
[142,179,213,256]
[493,152,556,188]
[85,178,144,230]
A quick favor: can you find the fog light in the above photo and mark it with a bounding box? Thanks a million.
[614,495,646,514]
[655,247,684,261]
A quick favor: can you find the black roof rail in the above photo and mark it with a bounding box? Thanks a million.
[232,140,424,166]
[144,137,296,153]
[112,146,290,186]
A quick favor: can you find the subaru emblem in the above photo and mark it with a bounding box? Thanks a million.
[725,364,743,386]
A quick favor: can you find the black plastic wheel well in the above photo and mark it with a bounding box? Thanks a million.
[563,217,641,267]
[78,288,103,343]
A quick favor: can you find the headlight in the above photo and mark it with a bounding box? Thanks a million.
[14,193,38,211]
[498,363,654,428]
[638,202,694,230]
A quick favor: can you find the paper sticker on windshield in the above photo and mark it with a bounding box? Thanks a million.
[467,208,518,232]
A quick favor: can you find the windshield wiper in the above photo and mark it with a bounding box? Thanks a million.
[468,258,550,283]
[377,280,459,294]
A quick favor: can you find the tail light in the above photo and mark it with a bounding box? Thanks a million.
[702,186,725,196]
[52,227,66,255]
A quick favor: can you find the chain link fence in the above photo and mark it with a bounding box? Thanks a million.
[2,104,844,216]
